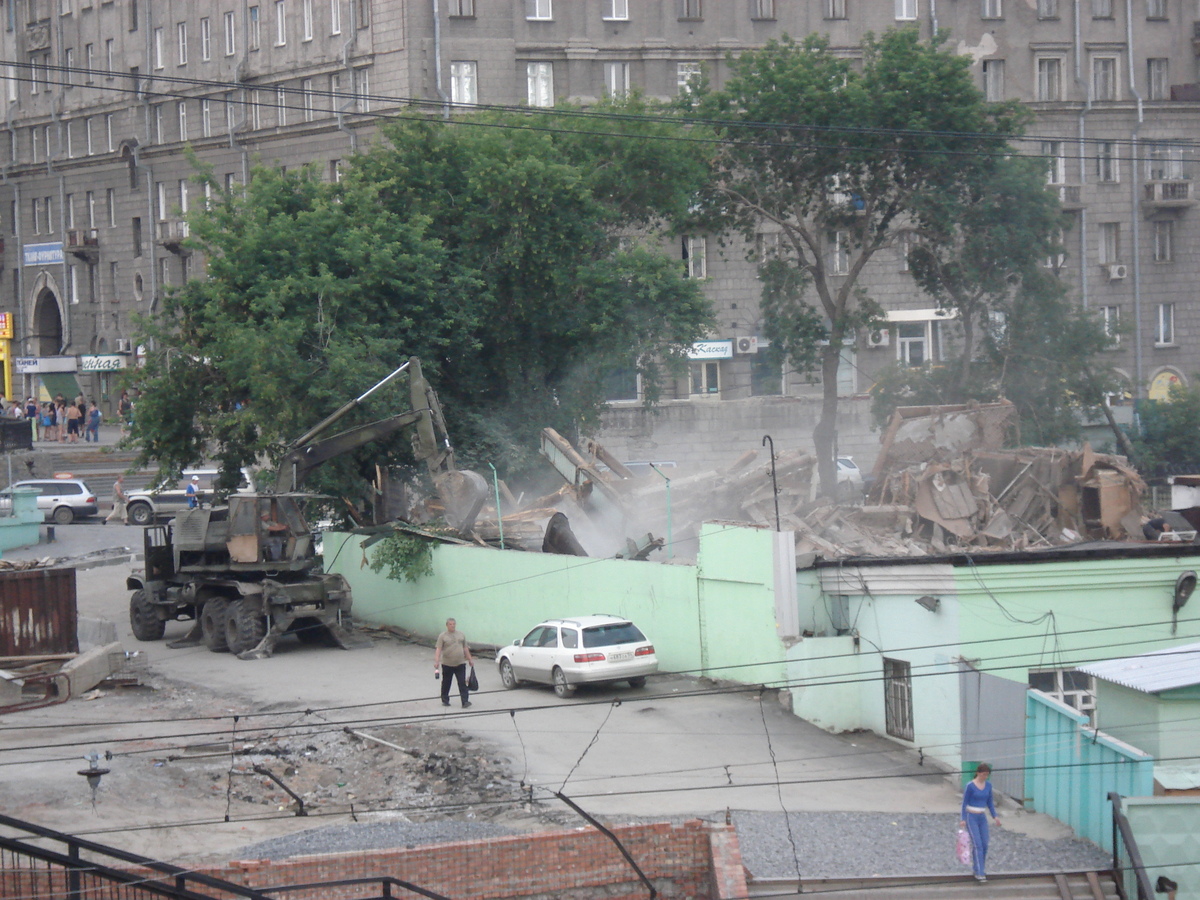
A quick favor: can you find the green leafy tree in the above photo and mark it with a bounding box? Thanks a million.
[130,106,712,501]
[690,29,1030,496]
[1132,383,1200,476]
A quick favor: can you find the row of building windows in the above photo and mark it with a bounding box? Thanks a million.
[982,55,1174,103]
[28,0,370,38]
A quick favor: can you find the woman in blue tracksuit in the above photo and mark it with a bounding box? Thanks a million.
[960,762,1001,881]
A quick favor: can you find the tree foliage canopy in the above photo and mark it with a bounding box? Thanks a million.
[129,105,712,501]
[689,29,1053,494]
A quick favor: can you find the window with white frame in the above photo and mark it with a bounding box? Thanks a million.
[752,0,776,19]
[84,43,94,82]
[1029,669,1095,721]
[677,62,702,95]
[829,231,849,275]
[176,22,187,64]
[177,100,187,138]
[250,90,261,129]
[683,236,707,278]
[526,62,553,108]
[201,98,212,137]
[604,61,630,97]
[331,0,341,33]
[982,0,1002,18]
[106,188,115,227]
[153,103,163,143]
[1156,303,1175,345]
[32,198,42,235]
[896,322,929,365]
[105,39,114,77]
[603,362,641,402]
[302,0,313,40]
[330,159,343,182]
[200,17,211,60]
[1147,142,1186,181]
[825,0,847,17]
[355,67,370,111]
[105,113,113,151]
[602,0,627,20]
[224,11,236,55]
[85,117,93,154]
[249,6,260,49]
[155,180,168,221]
[1093,0,1112,16]
[690,360,720,395]
[302,79,314,120]
[982,59,1005,101]
[1036,57,1062,100]
[1093,57,1117,99]
[153,27,163,69]
[275,0,287,45]
[88,190,97,227]
[895,0,917,20]
[64,47,74,87]
[678,0,702,19]
[1042,141,1065,183]
[1153,220,1174,262]
[883,658,914,741]
[1099,222,1120,263]
[65,121,74,157]
[277,85,287,124]
[224,91,236,129]
[1147,58,1168,100]
[1038,0,1058,17]
[1146,0,1166,17]
[65,194,75,230]
[896,231,916,271]
[450,61,477,105]
[1100,305,1120,344]
[1097,141,1119,182]
[526,0,552,20]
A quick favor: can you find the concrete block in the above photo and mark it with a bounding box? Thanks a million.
[59,642,124,697]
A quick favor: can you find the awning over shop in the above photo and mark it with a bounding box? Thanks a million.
[38,373,83,402]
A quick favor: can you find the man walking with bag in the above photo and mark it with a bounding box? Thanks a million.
[104,474,128,525]
[434,618,475,708]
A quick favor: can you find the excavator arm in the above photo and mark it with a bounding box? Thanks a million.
[274,409,427,495]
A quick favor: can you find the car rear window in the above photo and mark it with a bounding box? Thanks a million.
[582,622,645,648]
[561,628,579,649]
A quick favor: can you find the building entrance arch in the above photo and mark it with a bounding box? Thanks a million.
[32,286,64,356]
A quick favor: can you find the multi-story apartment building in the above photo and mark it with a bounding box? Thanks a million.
[0,0,1196,438]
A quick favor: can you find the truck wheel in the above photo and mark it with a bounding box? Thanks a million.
[128,502,154,526]
[200,598,230,652]
[225,599,267,656]
[129,589,165,641]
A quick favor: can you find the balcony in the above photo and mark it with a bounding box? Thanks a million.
[1142,180,1195,209]
[1056,184,1084,210]
[65,228,100,263]
[156,220,190,254]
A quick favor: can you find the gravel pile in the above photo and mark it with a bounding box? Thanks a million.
[236,819,521,860]
[731,811,1111,879]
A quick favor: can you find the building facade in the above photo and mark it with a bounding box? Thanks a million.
[1,0,1197,424]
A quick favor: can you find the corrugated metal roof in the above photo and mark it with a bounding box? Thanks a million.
[1077,641,1200,694]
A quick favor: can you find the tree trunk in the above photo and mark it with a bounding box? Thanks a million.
[813,343,841,498]
[959,311,974,389]
[1100,398,1138,460]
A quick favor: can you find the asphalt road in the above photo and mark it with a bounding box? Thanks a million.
[1,524,1076,865]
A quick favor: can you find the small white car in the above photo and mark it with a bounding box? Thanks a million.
[0,478,99,524]
[836,456,863,487]
[496,615,658,698]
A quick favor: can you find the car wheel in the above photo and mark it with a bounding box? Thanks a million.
[52,505,75,525]
[552,666,575,698]
[499,658,519,689]
[128,502,154,526]
[200,598,230,652]
[628,676,647,689]
[129,589,165,641]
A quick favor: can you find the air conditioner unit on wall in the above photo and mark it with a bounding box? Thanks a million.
[735,336,759,354]
[866,327,890,348]
[1107,264,1128,281]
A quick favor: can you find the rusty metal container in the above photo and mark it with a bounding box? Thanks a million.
[0,568,78,656]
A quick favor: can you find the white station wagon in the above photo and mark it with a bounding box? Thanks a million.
[496,615,658,698]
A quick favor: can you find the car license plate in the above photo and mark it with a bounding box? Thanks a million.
[608,651,633,662]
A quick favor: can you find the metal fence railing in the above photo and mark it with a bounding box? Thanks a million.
[1109,793,1155,900]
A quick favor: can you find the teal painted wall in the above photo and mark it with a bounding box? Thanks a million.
[1123,797,1200,900]
[952,556,1200,681]
[0,489,42,555]
[1025,691,1154,851]
[326,522,787,683]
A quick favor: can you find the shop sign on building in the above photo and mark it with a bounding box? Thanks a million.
[13,356,77,374]
[22,243,64,266]
[80,355,127,372]
[687,340,734,360]
[0,313,12,339]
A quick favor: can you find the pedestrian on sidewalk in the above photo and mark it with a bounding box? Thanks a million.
[105,474,128,525]
[433,618,475,708]
[85,403,102,442]
[960,762,1001,882]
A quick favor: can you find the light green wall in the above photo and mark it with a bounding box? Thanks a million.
[326,522,787,683]
[786,635,864,732]
[952,556,1200,680]
[1095,681,1162,759]
[1123,797,1200,900]
[0,489,42,555]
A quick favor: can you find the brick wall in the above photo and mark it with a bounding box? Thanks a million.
[53,820,747,900]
